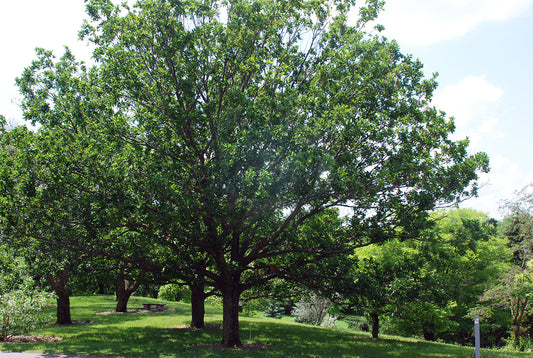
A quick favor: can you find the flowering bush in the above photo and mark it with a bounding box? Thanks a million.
[0,288,51,340]
[292,293,337,328]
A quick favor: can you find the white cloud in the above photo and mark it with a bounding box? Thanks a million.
[433,75,503,128]
[378,0,533,46]
[479,117,503,137]
[0,1,91,124]
[434,76,532,219]
[461,154,532,218]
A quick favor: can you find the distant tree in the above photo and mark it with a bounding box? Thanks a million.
[347,238,421,339]
[393,209,505,344]
[292,292,337,327]
[478,185,533,349]
[348,209,505,342]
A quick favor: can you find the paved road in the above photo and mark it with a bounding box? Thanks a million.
[0,353,109,358]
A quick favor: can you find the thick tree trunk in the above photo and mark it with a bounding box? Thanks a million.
[221,272,242,347]
[190,281,205,329]
[46,271,72,325]
[370,312,379,340]
[115,271,140,313]
[55,289,72,325]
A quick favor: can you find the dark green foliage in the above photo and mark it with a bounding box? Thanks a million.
[263,300,285,319]
[158,284,192,302]
[5,0,488,347]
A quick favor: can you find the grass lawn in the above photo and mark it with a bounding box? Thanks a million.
[0,295,529,358]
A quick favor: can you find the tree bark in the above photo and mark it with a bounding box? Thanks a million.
[370,312,379,340]
[423,330,436,341]
[55,289,72,325]
[46,271,72,325]
[221,272,242,347]
[190,281,205,329]
[511,296,528,348]
[115,271,140,313]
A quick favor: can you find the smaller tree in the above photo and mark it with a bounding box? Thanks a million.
[347,239,420,339]
[478,261,533,350]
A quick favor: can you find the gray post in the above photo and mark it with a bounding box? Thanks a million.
[475,315,480,358]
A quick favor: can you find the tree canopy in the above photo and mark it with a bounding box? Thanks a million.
[7,0,489,346]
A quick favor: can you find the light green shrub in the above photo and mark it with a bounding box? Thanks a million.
[157,284,191,302]
[0,288,51,340]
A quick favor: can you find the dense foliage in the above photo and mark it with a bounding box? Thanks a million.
[0,0,502,348]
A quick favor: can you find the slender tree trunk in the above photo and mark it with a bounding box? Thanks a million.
[221,272,242,347]
[512,320,521,348]
[370,312,379,340]
[115,271,140,313]
[190,281,205,329]
[46,271,72,325]
[511,296,529,349]
[98,282,106,295]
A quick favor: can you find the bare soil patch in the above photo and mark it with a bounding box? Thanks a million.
[96,308,175,315]
[171,324,221,331]
[1,335,62,343]
[188,342,274,350]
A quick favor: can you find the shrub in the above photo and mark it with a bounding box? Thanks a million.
[0,288,51,340]
[264,300,285,319]
[157,284,191,302]
[344,315,369,332]
[292,292,337,328]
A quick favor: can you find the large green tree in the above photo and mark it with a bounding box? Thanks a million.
[18,0,488,346]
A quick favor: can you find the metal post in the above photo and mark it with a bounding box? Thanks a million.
[475,315,480,358]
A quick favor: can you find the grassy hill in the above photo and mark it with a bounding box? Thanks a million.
[0,295,528,357]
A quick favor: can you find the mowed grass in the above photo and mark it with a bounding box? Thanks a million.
[0,295,529,358]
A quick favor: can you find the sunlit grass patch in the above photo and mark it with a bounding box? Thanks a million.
[0,295,529,358]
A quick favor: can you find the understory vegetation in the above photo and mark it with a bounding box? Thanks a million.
[0,295,531,358]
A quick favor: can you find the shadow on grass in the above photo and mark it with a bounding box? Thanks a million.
[1,299,528,358]
[29,319,480,358]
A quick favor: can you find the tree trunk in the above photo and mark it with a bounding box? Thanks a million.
[423,330,436,341]
[221,272,242,347]
[512,318,521,348]
[115,271,140,313]
[370,312,379,340]
[511,296,529,349]
[98,282,106,295]
[46,271,72,325]
[190,281,205,329]
[55,289,72,325]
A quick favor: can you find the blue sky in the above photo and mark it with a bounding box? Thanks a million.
[1,0,532,218]
[376,0,533,218]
